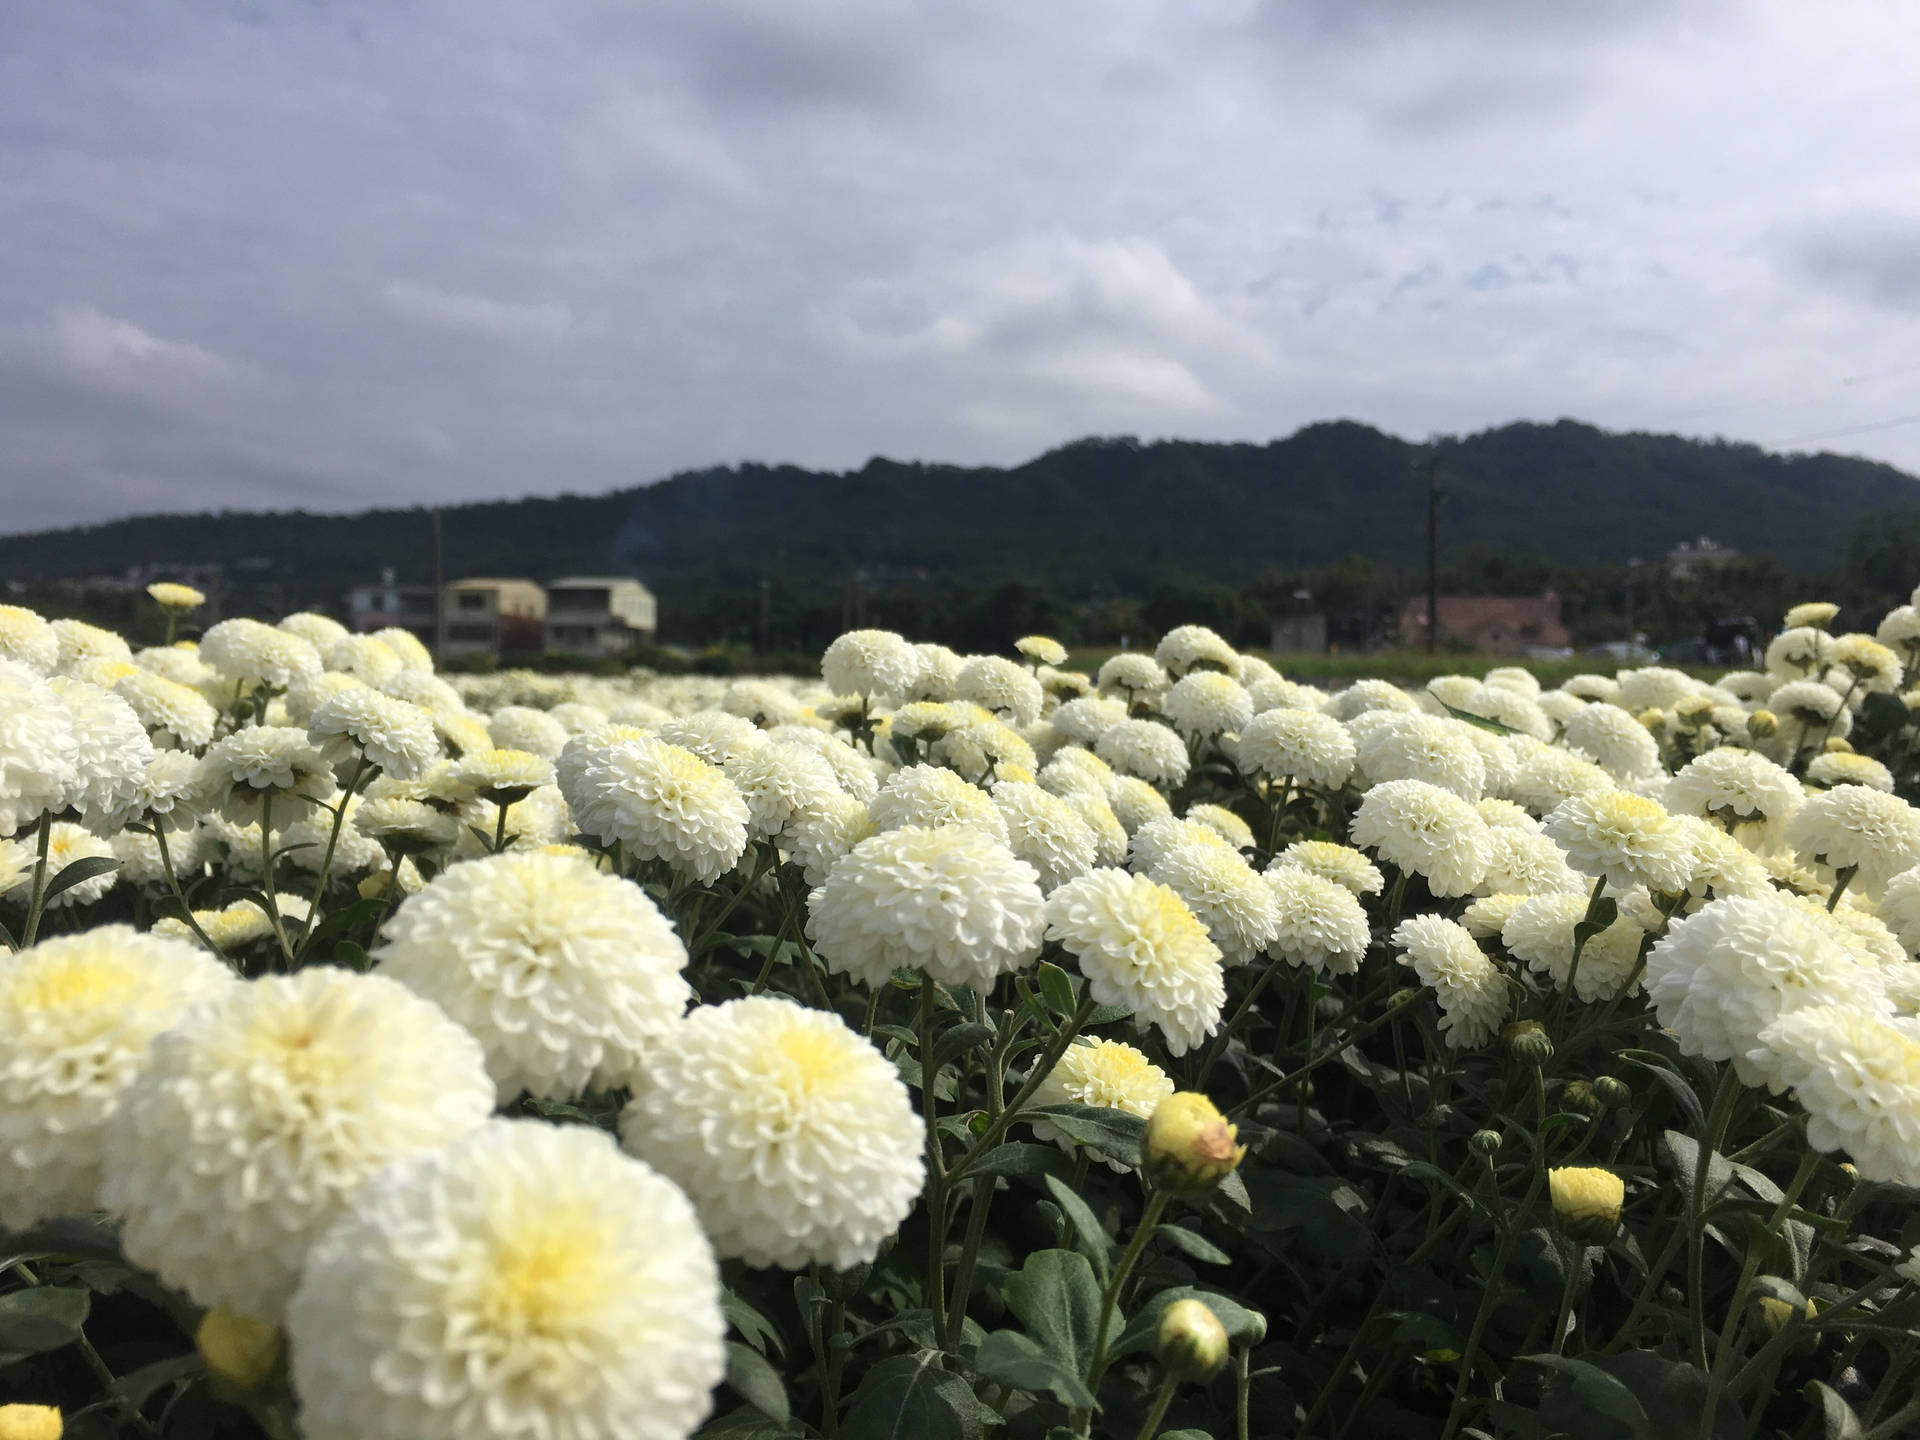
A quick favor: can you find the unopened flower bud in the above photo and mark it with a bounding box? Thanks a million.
[196,1306,283,1391]
[1145,1092,1247,1196]
[1756,1295,1820,1353]
[1469,1129,1503,1156]
[1823,736,1854,754]
[1156,1298,1231,1383]
[1548,1165,1624,1244]
[1637,707,1666,731]
[1592,1075,1631,1108]
[0,1406,62,1440]
[1674,696,1715,728]
[1562,1080,1600,1116]
[1748,710,1778,740]
[1502,1019,1552,1067]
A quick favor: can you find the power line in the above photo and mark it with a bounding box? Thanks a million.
[1770,411,1920,448]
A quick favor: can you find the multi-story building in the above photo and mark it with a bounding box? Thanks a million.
[347,569,438,646]
[441,578,547,659]
[544,576,657,657]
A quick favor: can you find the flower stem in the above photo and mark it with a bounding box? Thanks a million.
[18,812,54,948]
[293,754,370,965]
[1133,1374,1178,1440]
[918,976,949,1347]
[1083,1189,1171,1409]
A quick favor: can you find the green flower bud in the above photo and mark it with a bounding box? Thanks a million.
[1145,1093,1246,1196]
[1593,1075,1631,1108]
[1469,1129,1504,1156]
[1562,1080,1600,1116]
[195,1306,283,1391]
[1156,1299,1230,1383]
[1748,710,1779,740]
[1502,1019,1552,1067]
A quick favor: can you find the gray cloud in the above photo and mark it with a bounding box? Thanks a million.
[2,0,1919,534]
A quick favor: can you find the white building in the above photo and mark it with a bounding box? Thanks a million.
[544,577,657,656]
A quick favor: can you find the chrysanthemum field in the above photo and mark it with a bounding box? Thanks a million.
[5,594,1920,1440]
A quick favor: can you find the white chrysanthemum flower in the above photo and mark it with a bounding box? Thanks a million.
[1879,866,1920,956]
[1752,1007,1920,1185]
[571,735,749,884]
[1536,690,1587,730]
[448,746,555,804]
[1482,665,1541,698]
[277,793,385,876]
[277,612,348,650]
[1248,675,1328,712]
[1350,711,1486,801]
[288,1118,725,1440]
[1096,719,1189,788]
[1128,816,1234,873]
[1616,666,1702,712]
[285,670,370,728]
[1462,892,1529,939]
[1272,840,1384,897]
[3,823,119,909]
[196,725,332,824]
[308,688,439,781]
[1160,672,1253,740]
[1392,916,1508,1050]
[376,851,691,1102]
[434,708,494,757]
[766,725,879,802]
[1323,678,1419,723]
[322,634,404,688]
[554,723,650,822]
[1044,868,1224,1054]
[49,618,133,673]
[1425,674,1481,714]
[1106,774,1173,834]
[1052,695,1129,747]
[992,780,1097,891]
[101,969,496,1321]
[723,741,843,841]
[1506,740,1612,817]
[1351,779,1492,897]
[1800,897,1909,970]
[1265,866,1370,974]
[822,629,922,703]
[0,926,236,1229]
[1644,895,1890,1087]
[1185,802,1254,851]
[1145,838,1281,966]
[1561,703,1661,782]
[1827,633,1903,694]
[655,710,767,768]
[1768,679,1853,751]
[1787,785,1920,899]
[1876,604,1920,652]
[371,626,434,672]
[1154,624,1239,678]
[1476,797,1537,831]
[42,677,151,831]
[1500,893,1646,1001]
[453,785,572,860]
[113,669,217,750]
[807,825,1045,989]
[905,642,963,702]
[379,667,464,718]
[721,679,805,729]
[956,655,1044,727]
[1675,817,1774,900]
[1477,826,1583,896]
[1038,746,1115,800]
[1665,747,1801,833]
[111,820,207,885]
[1097,653,1170,703]
[1542,789,1696,894]
[1783,601,1840,632]
[930,708,1036,783]
[354,795,462,853]
[784,791,873,885]
[1235,707,1356,789]
[1808,751,1895,792]
[0,606,60,673]
[149,581,206,613]
[486,705,570,760]
[1015,634,1069,667]
[1029,1037,1173,1167]
[1059,789,1129,866]
[868,763,1009,843]
[199,618,322,691]
[1456,684,1552,741]
[620,997,921,1271]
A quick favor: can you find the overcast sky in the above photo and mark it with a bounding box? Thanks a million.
[5,0,1920,532]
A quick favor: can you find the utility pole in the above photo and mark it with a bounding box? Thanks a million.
[1419,455,1443,654]
[1624,557,1642,655]
[431,506,446,665]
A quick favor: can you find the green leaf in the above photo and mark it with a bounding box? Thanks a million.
[1035,961,1077,1015]
[971,1329,1096,1409]
[0,1285,91,1367]
[841,1352,992,1440]
[301,896,387,950]
[1441,700,1518,736]
[1213,1167,1252,1212]
[723,1290,787,1359]
[1002,1249,1103,1376]
[1043,1175,1112,1276]
[1659,1131,1738,1208]
[1523,1354,1653,1440]
[724,1341,791,1424]
[39,855,119,906]
[965,1143,1070,1180]
[1573,897,1620,950]
[1023,1105,1146,1168]
[1618,1053,1708,1132]
[112,1353,203,1409]
[1806,1380,1865,1440]
[1156,1224,1230,1265]
[934,1023,996,1070]
[333,940,368,971]
[1853,691,1910,746]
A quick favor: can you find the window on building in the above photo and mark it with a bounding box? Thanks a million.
[457,592,486,612]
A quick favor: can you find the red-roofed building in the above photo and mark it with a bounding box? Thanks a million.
[1399,593,1571,654]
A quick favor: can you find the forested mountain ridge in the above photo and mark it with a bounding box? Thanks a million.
[3,420,1914,603]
